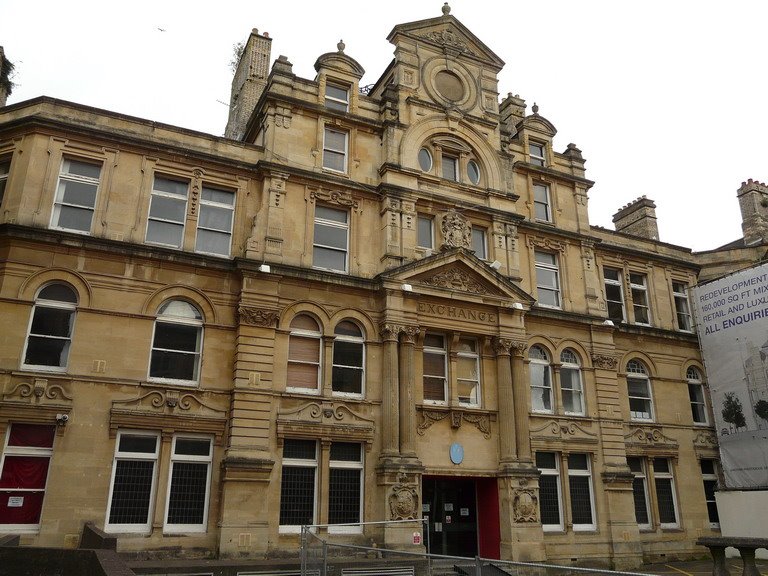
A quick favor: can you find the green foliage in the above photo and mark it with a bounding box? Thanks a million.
[229,41,245,74]
[755,399,768,422]
[1,53,15,97]
[722,392,747,430]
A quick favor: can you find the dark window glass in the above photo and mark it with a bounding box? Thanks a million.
[108,460,155,524]
[166,462,208,525]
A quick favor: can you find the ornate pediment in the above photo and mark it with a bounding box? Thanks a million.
[109,389,228,444]
[624,426,679,453]
[530,419,598,444]
[419,266,491,295]
[0,377,74,433]
[277,401,375,445]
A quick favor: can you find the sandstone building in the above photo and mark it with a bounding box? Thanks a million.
[0,5,745,568]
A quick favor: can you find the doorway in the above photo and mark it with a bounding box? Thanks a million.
[422,476,479,557]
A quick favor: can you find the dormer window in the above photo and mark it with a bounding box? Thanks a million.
[529,142,546,167]
[417,137,482,186]
[325,83,349,112]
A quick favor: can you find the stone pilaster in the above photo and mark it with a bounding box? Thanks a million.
[380,323,401,458]
[498,470,546,561]
[493,337,517,464]
[511,341,532,461]
[399,325,420,457]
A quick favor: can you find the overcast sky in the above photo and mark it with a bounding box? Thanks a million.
[3,0,766,251]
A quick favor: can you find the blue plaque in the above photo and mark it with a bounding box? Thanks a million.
[449,442,464,464]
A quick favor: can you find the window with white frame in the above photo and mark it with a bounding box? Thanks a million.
[325,83,349,112]
[0,423,56,530]
[328,442,363,532]
[603,267,626,323]
[287,315,322,393]
[687,367,708,425]
[535,250,561,308]
[629,273,651,325]
[442,154,458,181]
[418,215,434,250]
[279,439,318,531]
[0,158,10,207]
[106,431,160,533]
[195,186,235,257]
[653,458,678,527]
[568,453,596,530]
[627,360,653,421]
[536,452,563,531]
[22,283,78,371]
[164,436,213,533]
[673,281,693,331]
[332,320,365,396]
[146,176,189,248]
[457,338,480,406]
[627,456,651,529]
[149,300,203,385]
[700,459,720,528]
[51,158,102,234]
[529,345,553,413]
[423,333,448,403]
[529,142,546,166]
[313,205,349,272]
[471,226,487,260]
[560,349,585,416]
[533,183,552,222]
[323,127,348,172]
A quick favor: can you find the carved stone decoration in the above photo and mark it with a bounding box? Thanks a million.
[624,426,679,449]
[591,353,618,370]
[420,29,477,56]
[400,325,420,344]
[492,337,513,356]
[310,188,358,209]
[417,408,491,439]
[694,431,719,449]
[581,242,595,270]
[510,341,527,357]
[277,401,375,445]
[239,306,279,327]
[380,323,404,342]
[530,419,598,442]
[422,267,489,295]
[440,210,471,250]
[512,488,538,523]
[389,483,419,521]
[3,378,73,403]
[526,236,566,253]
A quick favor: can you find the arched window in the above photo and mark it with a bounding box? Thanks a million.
[529,345,553,413]
[23,283,78,370]
[627,359,653,421]
[287,315,322,393]
[149,300,203,385]
[560,349,584,415]
[332,320,365,396]
[687,366,708,425]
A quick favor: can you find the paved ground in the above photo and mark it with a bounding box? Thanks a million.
[640,558,768,576]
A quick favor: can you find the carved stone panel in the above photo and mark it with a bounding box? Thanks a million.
[440,210,471,250]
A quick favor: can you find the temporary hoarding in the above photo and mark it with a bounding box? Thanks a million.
[692,263,768,488]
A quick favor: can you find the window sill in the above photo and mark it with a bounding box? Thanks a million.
[660,526,683,532]
[20,364,67,373]
[147,378,199,387]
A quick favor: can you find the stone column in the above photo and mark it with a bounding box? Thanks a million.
[493,338,517,463]
[511,341,531,462]
[380,323,401,458]
[399,326,419,457]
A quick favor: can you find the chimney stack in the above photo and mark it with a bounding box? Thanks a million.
[612,196,659,240]
[737,179,768,245]
[225,29,272,140]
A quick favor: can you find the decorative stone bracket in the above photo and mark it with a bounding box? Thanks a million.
[416,407,492,438]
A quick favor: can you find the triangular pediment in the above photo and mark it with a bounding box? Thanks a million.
[380,248,534,306]
[387,13,504,69]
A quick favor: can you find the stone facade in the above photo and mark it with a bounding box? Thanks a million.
[0,5,752,569]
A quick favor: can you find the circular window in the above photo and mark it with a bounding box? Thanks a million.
[467,160,480,185]
[435,70,464,102]
[418,148,433,172]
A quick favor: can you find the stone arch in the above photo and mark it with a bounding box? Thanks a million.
[18,268,92,307]
[279,301,332,333]
[554,340,591,368]
[142,285,217,324]
[328,309,378,341]
[399,115,503,191]
[619,351,658,377]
